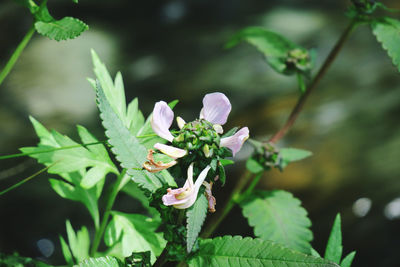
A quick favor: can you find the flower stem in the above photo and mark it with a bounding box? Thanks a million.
[200,19,358,239]
[90,169,126,257]
[0,24,35,86]
[268,19,358,143]
[200,170,253,238]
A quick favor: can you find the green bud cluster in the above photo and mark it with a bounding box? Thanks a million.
[250,143,284,172]
[171,119,232,184]
[172,119,231,161]
[352,0,378,14]
[285,48,312,74]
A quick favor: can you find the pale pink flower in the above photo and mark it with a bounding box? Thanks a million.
[162,163,211,209]
[148,92,249,161]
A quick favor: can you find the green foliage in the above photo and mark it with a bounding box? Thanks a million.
[246,157,264,174]
[280,148,313,169]
[96,82,167,192]
[372,17,400,72]
[74,256,123,267]
[20,117,117,227]
[0,252,51,267]
[324,214,342,264]
[189,236,339,266]
[186,194,208,253]
[35,17,88,41]
[226,27,312,78]
[241,190,313,254]
[124,252,151,267]
[63,220,91,263]
[341,251,356,267]
[104,211,166,263]
[60,235,74,266]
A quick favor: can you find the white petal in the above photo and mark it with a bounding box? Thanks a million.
[199,92,232,125]
[220,127,249,156]
[154,143,187,159]
[176,116,186,129]
[213,124,223,134]
[151,101,174,142]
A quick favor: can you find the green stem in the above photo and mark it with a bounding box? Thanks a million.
[200,19,359,240]
[0,24,35,86]
[241,172,263,198]
[200,171,254,238]
[268,19,358,143]
[90,169,126,256]
[0,163,54,196]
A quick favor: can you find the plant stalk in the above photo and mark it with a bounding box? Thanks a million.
[90,169,126,256]
[200,170,253,238]
[268,19,357,143]
[0,24,35,86]
[200,19,358,239]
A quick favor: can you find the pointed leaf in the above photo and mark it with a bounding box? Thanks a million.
[186,194,208,253]
[241,190,313,254]
[340,251,356,267]
[324,214,342,264]
[60,235,74,265]
[65,220,90,263]
[280,148,312,169]
[189,236,339,267]
[96,82,165,192]
[372,17,400,72]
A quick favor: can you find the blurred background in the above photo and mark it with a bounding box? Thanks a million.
[1,0,400,266]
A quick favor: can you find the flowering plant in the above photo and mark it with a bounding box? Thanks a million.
[3,0,400,266]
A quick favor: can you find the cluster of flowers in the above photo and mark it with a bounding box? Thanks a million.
[144,92,249,211]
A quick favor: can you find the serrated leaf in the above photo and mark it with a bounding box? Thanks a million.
[340,251,356,267]
[280,147,312,169]
[324,214,342,264]
[226,27,299,73]
[246,157,264,174]
[65,220,90,263]
[186,194,208,253]
[96,82,165,192]
[74,256,121,267]
[241,190,313,254]
[104,211,165,263]
[35,17,88,41]
[189,236,339,267]
[372,17,400,72]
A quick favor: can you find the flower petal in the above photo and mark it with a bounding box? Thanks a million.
[199,92,231,125]
[220,127,249,156]
[151,101,174,142]
[162,163,194,207]
[176,116,186,129]
[154,143,187,159]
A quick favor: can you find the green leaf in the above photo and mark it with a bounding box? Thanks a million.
[186,194,208,253]
[49,171,102,228]
[0,252,52,267]
[120,181,158,217]
[324,214,342,264]
[241,190,313,254]
[372,17,400,72]
[246,157,264,174]
[60,235,74,265]
[35,17,88,41]
[74,256,122,267]
[21,117,118,188]
[226,27,300,73]
[280,147,312,169]
[96,82,166,192]
[340,251,356,267]
[311,248,321,258]
[189,236,339,267]
[104,211,166,263]
[65,220,90,263]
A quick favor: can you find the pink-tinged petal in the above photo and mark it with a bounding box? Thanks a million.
[151,101,174,142]
[154,143,187,159]
[199,92,231,125]
[161,164,212,210]
[220,127,249,156]
[213,124,223,134]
